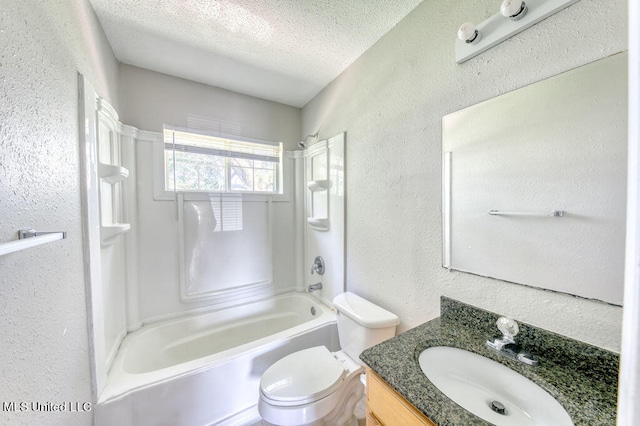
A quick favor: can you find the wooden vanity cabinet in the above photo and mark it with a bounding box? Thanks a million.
[365,368,436,426]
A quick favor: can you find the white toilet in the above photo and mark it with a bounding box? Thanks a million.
[258,292,400,426]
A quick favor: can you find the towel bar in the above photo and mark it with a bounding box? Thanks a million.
[488,210,564,217]
[0,229,67,257]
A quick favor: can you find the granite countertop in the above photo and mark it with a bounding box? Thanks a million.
[360,297,619,426]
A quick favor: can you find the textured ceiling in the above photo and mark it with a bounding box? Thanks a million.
[89,0,424,107]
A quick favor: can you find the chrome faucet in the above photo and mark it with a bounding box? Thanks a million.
[310,256,325,275]
[307,282,322,293]
[486,317,538,366]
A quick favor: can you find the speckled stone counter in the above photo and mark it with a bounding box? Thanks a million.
[360,297,619,425]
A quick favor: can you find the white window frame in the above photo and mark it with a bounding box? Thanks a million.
[152,126,292,202]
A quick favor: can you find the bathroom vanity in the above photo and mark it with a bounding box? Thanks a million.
[360,297,619,425]
[366,367,435,425]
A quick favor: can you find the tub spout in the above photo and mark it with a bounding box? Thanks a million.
[307,282,322,293]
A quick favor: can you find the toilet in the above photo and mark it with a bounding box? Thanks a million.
[258,292,400,426]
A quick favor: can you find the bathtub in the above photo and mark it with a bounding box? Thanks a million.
[95,292,339,426]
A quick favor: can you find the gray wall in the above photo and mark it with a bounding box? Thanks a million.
[302,0,626,351]
[119,64,301,150]
[0,1,119,425]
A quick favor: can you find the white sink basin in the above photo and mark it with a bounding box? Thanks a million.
[418,346,573,426]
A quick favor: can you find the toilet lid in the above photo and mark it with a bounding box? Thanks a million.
[260,346,346,406]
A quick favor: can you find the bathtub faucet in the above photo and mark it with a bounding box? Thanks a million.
[307,282,322,293]
[311,256,325,275]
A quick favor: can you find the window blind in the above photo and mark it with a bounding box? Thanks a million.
[163,125,281,163]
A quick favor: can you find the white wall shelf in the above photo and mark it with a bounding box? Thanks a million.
[307,217,329,231]
[101,224,131,246]
[99,163,129,184]
[307,180,330,191]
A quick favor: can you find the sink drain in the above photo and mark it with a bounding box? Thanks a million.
[490,400,506,415]
[310,306,317,316]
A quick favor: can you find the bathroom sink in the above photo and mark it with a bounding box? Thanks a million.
[418,346,573,426]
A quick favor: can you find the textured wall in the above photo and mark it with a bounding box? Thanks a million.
[302,0,626,352]
[90,0,424,107]
[0,1,119,425]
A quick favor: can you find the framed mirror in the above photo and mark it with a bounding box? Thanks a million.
[442,52,627,305]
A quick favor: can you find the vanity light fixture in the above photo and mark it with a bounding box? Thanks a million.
[456,0,581,63]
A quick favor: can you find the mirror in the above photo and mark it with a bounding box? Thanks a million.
[442,52,627,306]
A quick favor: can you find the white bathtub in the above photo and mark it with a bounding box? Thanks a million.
[95,292,339,426]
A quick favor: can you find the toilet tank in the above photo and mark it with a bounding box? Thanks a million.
[332,292,400,363]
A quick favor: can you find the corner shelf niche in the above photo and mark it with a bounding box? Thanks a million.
[307,180,331,191]
[99,163,129,184]
[305,142,330,232]
[99,163,131,246]
[100,224,131,245]
[306,180,330,231]
[306,218,329,230]
[97,100,131,246]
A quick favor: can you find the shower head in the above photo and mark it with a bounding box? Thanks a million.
[298,132,319,150]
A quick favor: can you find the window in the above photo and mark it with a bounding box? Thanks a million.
[163,125,283,194]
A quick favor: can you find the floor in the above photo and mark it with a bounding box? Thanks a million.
[250,395,367,426]
[354,395,367,425]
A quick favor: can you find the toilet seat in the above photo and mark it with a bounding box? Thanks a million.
[260,346,347,406]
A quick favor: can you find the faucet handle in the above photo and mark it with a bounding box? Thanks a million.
[311,256,325,275]
[496,317,519,339]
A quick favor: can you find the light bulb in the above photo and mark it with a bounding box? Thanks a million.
[457,22,480,44]
[501,0,528,20]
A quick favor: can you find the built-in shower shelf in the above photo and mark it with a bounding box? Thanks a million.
[99,163,129,184]
[307,218,329,231]
[101,224,130,245]
[307,180,330,191]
